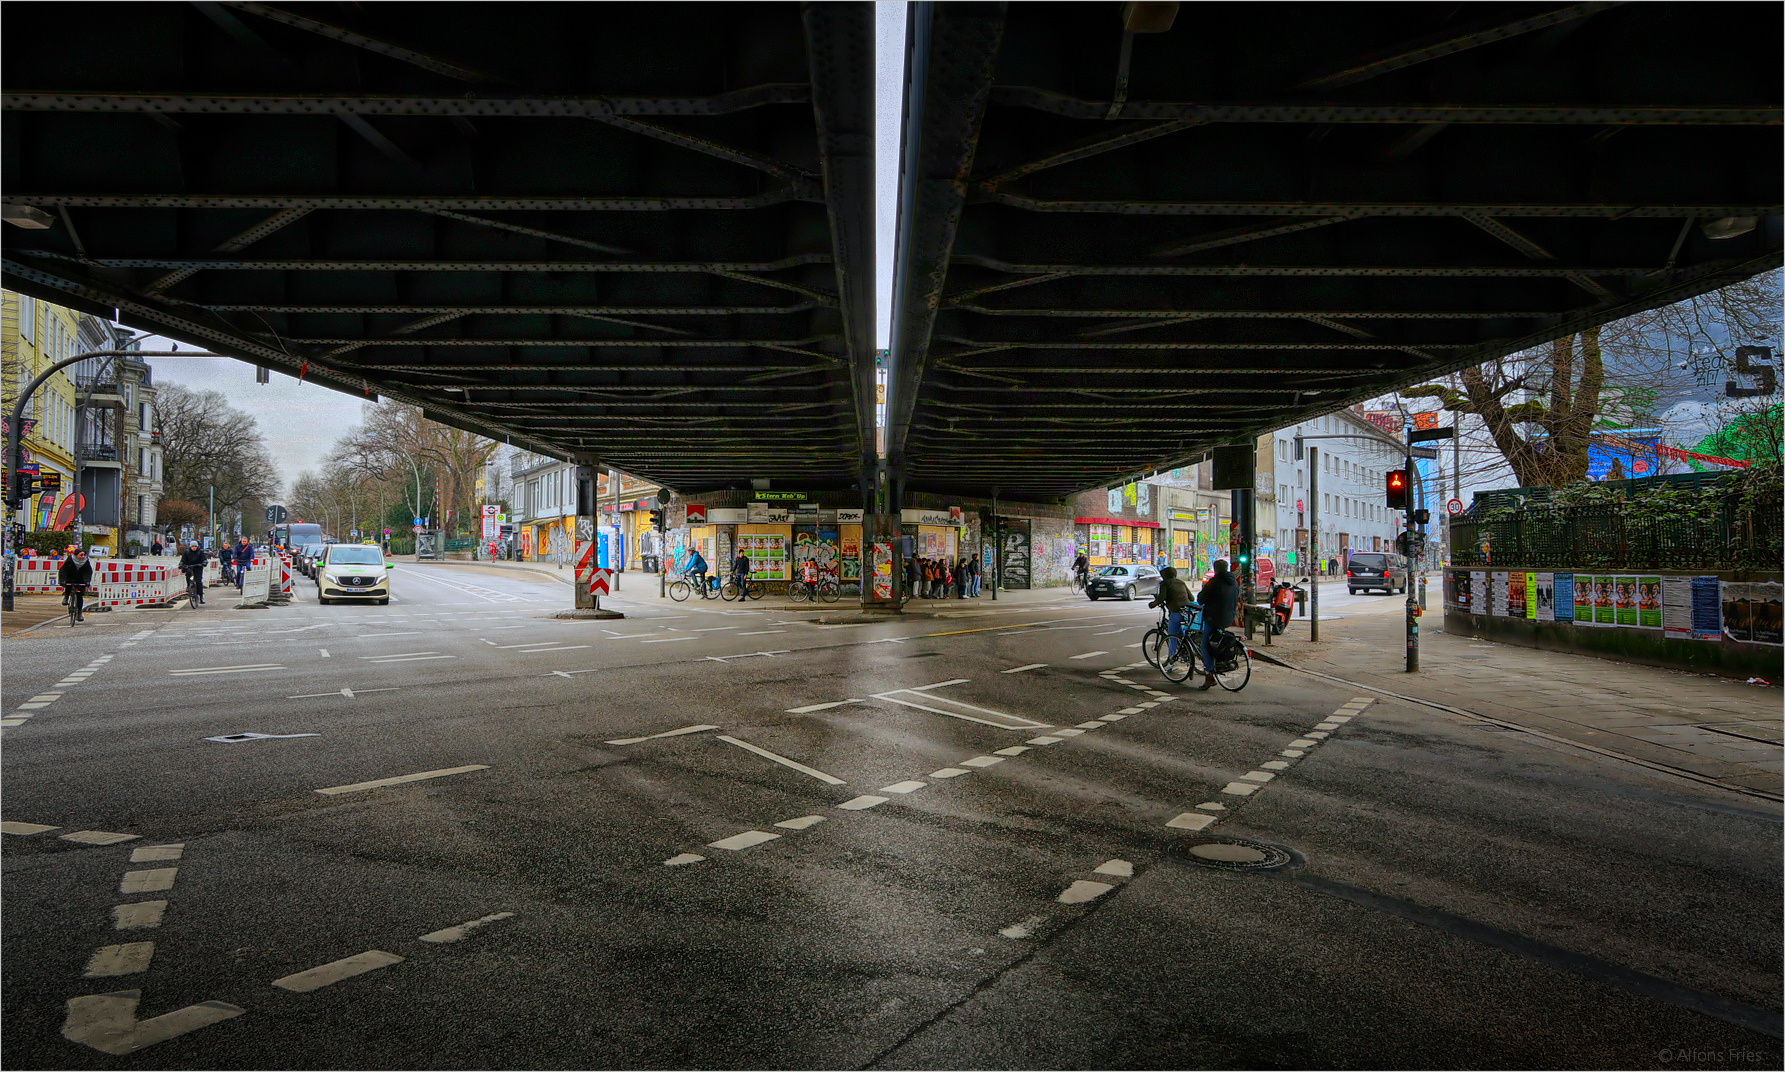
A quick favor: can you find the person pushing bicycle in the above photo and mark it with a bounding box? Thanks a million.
[1147,566,1195,662]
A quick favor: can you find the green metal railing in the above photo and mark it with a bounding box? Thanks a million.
[1451,497,1778,571]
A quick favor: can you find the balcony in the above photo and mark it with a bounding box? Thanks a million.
[77,444,118,463]
[74,375,124,405]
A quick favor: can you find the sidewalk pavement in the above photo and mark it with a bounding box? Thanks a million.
[1258,591,1783,799]
[1,593,72,637]
[403,556,1074,614]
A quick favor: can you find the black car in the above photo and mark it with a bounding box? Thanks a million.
[1086,564,1162,601]
[1347,551,1408,594]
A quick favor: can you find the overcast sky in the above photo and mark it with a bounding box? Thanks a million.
[139,336,373,494]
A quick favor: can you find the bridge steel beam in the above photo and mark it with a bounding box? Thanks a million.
[887,1,1781,502]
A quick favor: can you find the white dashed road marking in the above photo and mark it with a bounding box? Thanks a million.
[606,723,720,746]
[314,765,489,795]
[273,950,405,992]
[716,735,847,785]
[419,912,515,944]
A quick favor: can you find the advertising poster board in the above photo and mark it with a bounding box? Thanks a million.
[1614,576,1639,627]
[1691,576,1722,640]
[1593,576,1616,625]
[1470,571,1487,616]
[1477,574,1506,613]
[1721,581,1753,642]
[1572,573,1593,623]
[1752,582,1783,646]
[871,541,893,600]
[1638,576,1662,629]
[1444,569,1471,612]
[1554,573,1574,621]
[1661,576,1693,640]
[1533,573,1555,621]
[1506,571,1527,619]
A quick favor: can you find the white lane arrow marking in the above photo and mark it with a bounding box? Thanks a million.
[61,990,244,1055]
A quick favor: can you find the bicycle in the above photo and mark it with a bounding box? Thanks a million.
[1154,606,1205,683]
[1159,620,1250,691]
[183,567,205,611]
[667,570,715,602]
[722,574,763,601]
[1141,606,1171,669]
[64,583,87,626]
[788,578,815,603]
[816,574,842,604]
[1071,569,1088,594]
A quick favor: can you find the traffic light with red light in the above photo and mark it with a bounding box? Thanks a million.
[1386,469,1410,509]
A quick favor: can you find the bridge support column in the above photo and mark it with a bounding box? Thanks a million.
[574,465,598,611]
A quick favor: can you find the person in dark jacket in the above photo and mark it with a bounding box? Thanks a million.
[234,536,255,590]
[1196,559,1241,690]
[59,549,94,622]
[1149,566,1195,661]
[150,538,164,556]
[178,541,208,604]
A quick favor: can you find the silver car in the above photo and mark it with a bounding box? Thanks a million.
[1086,564,1162,601]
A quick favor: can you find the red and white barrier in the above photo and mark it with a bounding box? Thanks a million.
[11,559,178,605]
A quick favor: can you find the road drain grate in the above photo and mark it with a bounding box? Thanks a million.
[1167,836,1299,873]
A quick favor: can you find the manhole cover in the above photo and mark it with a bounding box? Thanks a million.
[1166,835,1300,873]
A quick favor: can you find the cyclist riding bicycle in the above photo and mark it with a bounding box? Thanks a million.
[1072,552,1089,589]
[1147,566,1195,662]
[686,548,709,593]
[1196,559,1241,691]
[59,547,93,624]
[178,540,209,605]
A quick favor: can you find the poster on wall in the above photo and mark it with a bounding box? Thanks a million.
[839,530,861,581]
[1572,573,1594,623]
[1593,576,1616,625]
[1689,576,1721,640]
[1638,576,1662,629]
[1752,582,1783,646]
[1489,571,1509,616]
[1506,571,1527,618]
[1614,576,1639,627]
[1533,573,1555,621]
[1721,581,1753,642]
[1444,569,1471,612]
[1553,572,1574,621]
[1001,525,1032,590]
[1661,576,1693,640]
[871,541,893,600]
[1470,571,1488,617]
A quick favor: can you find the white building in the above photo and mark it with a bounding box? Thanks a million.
[1267,408,1409,571]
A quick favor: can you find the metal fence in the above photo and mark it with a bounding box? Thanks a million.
[1451,499,1779,571]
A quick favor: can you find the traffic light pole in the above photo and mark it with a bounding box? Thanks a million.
[1404,440,1419,673]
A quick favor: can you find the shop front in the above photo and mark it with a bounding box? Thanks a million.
[1077,517,1161,567]
[1168,512,1195,570]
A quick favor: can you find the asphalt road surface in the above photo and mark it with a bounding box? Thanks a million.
[3,563,1779,1069]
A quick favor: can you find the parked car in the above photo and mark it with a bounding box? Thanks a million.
[1347,551,1408,594]
[1086,564,1162,601]
[303,544,328,578]
[316,544,392,605]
